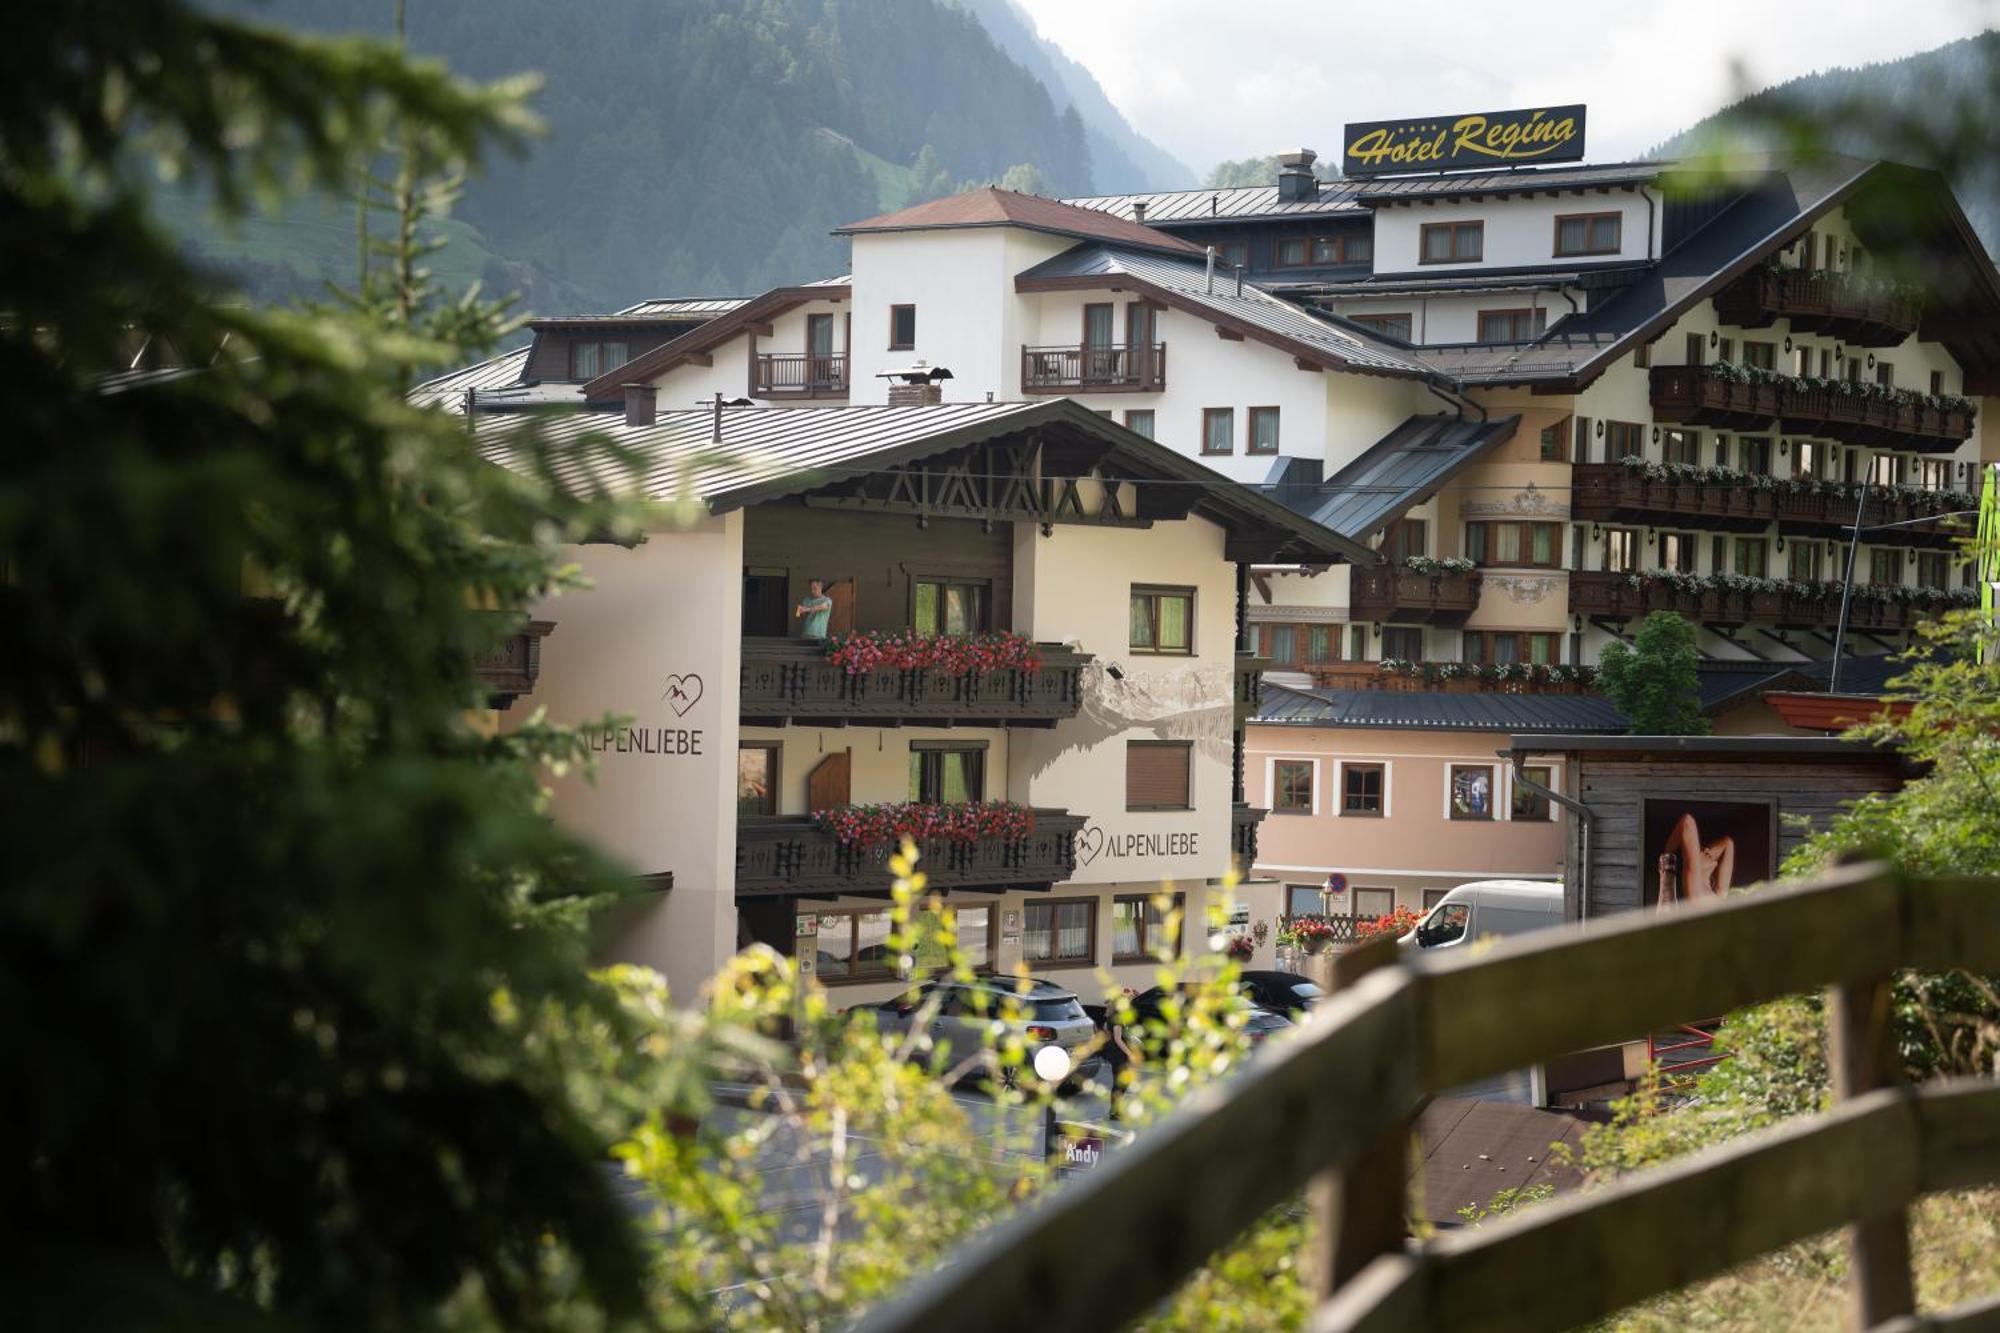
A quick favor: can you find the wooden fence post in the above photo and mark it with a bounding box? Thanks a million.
[1306,934,1408,1302]
[1827,974,1916,1328]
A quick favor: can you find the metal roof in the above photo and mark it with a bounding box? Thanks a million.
[836,188,1204,257]
[474,398,1372,563]
[408,345,531,412]
[617,296,753,319]
[1505,733,1906,759]
[1062,182,1369,226]
[1255,682,1628,733]
[1354,162,1664,204]
[1274,413,1520,540]
[1016,244,1433,378]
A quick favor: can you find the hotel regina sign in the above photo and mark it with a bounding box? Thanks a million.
[1342,105,1586,177]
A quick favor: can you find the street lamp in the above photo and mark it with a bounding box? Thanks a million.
[1828,486,1980,693]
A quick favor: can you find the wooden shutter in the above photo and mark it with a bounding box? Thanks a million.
[1126,742,1191,810]
[827,578,855,634]
[807,750,851,812]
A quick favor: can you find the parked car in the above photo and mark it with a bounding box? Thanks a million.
[859,977,1103,1089]
[1236,970,1323,1016]
[1400,879,1563,952]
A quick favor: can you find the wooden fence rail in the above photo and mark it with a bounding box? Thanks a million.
[853,863,2000,1333]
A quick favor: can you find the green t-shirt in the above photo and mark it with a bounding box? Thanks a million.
[798,593,833,638]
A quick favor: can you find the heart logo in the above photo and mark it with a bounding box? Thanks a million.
[662,673,704,717]
[1074,825,1105,866]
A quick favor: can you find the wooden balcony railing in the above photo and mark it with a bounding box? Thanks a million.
[1231,802,1268,871]
[1713,267,1921,345]
[475,619,554,709]
[1650,364,1974,453]
[740,638,1090,727]
[1774,485,1973,549]
[1572,463,1777,533]
[752,352,847,399]
[1568,570,1950,632]
[1349,567,1482,625]
[1304,662,1595,695]
[1020,343,1167,393]
[1233,654,1268,727]
[856,863,2000,1333]
[735,809,1085,899]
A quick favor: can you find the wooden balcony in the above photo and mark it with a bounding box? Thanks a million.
[734,809,1085,899]
[1348,566,1482,625]
[739,637,1090,728]
[1713,267,1920,345]
[1773,486,1971,550]
[1568,571,1931,632]
[475,619,553,709]
[1020,343,1166,393]
[1304,662,1594,694]
[752,352,847,399]
[1650,365,1974,453]
[1231,803,1268,871]
[1234,654,1268,727]
[1572,464,1777,533]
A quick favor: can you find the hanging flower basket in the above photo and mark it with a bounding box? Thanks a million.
[811,801,1037,851]
[823,630,1042,677]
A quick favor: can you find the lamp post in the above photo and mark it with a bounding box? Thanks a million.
[1828,497,1981,694]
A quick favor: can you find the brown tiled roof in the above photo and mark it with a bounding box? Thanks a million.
[835,187,1205,257]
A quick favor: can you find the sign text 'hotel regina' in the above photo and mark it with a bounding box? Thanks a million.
[1342,105,1586,177]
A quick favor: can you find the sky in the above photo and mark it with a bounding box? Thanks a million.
[1013,0,1997,177]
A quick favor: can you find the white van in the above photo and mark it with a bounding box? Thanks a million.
[1400,880,1563,951]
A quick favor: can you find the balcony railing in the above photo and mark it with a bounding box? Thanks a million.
[1649,364,1974,453]
[1348,567,1482,625]
[1231,803,1268,871]
[1567,570,1962,632]
[1234,654,1267,727]
[475,619,554,708]
[1712,266,1921,345]
[735,809,1085,899]
[1020,343,1167,394]
[740,638,1090,727]
[1304,662,1595,695]
[1572,463,1777,533]
[752,352,847,399]
[1578,462,1973,549]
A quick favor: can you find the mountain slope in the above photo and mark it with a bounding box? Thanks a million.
[953,0,1193,191]
[1654,33,2000,252]
[184,0,1115,309]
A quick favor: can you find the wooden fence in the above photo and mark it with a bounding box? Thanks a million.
[853,862,2000,1332]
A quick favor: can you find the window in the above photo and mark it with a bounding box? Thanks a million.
[1789,540,1824,582]
[1310,236,1339,264]
[907,904,992,975]
[1112,894,1182,962]
[1274,760,1314,813]
[737,743,779,817]
[1351,312,1414,340]
[1734,537,1769,578]
[1201,407,1234,455]
[1130,585,1194,655]
[1686,333,1705,367]
[1539,423,1565,461]
[1554,211,1622,257]
[909,742,985,804]
[813,909,895,981]
[1605,421,1644,460]
[1349,625,1369,661]
[1930,370,1945,396]
[1265,623,1332,665]
[1448,765,1495,820]
[1917,552,1951,589]
[1870,454,1903,488]
[1465,520,1561,568]
[1126,741,1192,811]
[1605,527,1643,574]
[1218,241,1248,268]
[569,340,629,380]
[1717,337,1734,364]
[1341,763,1386,816]
[1305,624,1334,664]
[1572,416,1593,463]
[1512,764,1554,821]
[1661,428,1701,465]
[1390,519,1429,562]
[1248,406,1281,455]
[1794,440,1825,478]
[1420,220,1484,263]
[1660,531,1698,574]
[1345,234,1373,262]
[1476,308,1546,343]
[913,578,990,635]
[1421,887,1450,911]
[1463,631,1558,666]
[1123,408,1155,439]
[1632,342,1651,369]
[1381,626,1424,660]
[1276,237,1308,267]
[1744,341,1777,370]
[1265,625,1296,663]
[1288,884,1326,916]
[1916,458,1950,491]
[1353,888,1396,920]
[1820,349,1833,379]
[1278,234,1367,267]
[1739,437,1773,475]
[888,304,916,350]
[1023,899,1095,966]
[1868,548,1902,586]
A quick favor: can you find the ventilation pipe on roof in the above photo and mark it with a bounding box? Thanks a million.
[1277,149,1319,203]
[1132,200,1147,225]
[1205,244,1216,295]
[624,382,657,428]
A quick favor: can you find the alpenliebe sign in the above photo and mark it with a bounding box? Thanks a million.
[1342,105,1587,177]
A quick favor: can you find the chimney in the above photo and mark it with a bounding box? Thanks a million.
[1277,149,1319,203]
[1131,199,1148,225]
[888,380,942,407]
[623,382,656,428]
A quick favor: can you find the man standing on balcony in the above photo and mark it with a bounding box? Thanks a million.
[795,578,833,640]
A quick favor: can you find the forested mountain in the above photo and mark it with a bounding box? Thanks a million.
[1654,32,2000,253]
[186,0,1156,311]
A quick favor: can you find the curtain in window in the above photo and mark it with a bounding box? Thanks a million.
[1055,901,1091,958]
[1157,595,1189,650]
[1129,594,1154,648]
[1111,900,1141,957]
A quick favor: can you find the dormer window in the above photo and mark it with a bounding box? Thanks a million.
[570,340,629,380]
[1420,221,1483,264]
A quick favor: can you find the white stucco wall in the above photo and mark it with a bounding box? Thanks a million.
[637,296,849,407]
[1371,188,1656,275]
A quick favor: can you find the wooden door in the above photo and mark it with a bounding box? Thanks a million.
[807,750,852,812]
[827,578,855,634]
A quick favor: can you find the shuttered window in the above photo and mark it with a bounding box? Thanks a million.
[1127,741,1192,811]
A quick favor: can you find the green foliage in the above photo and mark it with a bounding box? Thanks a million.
[1203,154,1342,188]
[2,4,656,1326]
[1455,1182,1556,1227]
[1597,612,1710,735]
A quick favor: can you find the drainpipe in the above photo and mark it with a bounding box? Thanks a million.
[1641,184,1659,260]
[1423,374,1486,423]
[1503,749,1596,923]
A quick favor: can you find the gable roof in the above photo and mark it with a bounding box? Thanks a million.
[1276,413,1521,540]
[1015,244,1435,379]
[408,345,532,413]
[1254,682,1628,733]
[474,397,1374,564]
[578,279,850,404]
[835,187,1205,258]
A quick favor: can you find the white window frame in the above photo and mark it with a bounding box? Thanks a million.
[1352,886,1399,919]
[1442,761,1500,821]
[1504,760,1563,824]
[1333,758,1394,819]
[1264,756,1320,816]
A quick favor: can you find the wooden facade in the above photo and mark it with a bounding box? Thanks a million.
[741,506,1016,636]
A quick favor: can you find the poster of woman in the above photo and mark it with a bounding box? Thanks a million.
[1641,799,1776,909]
